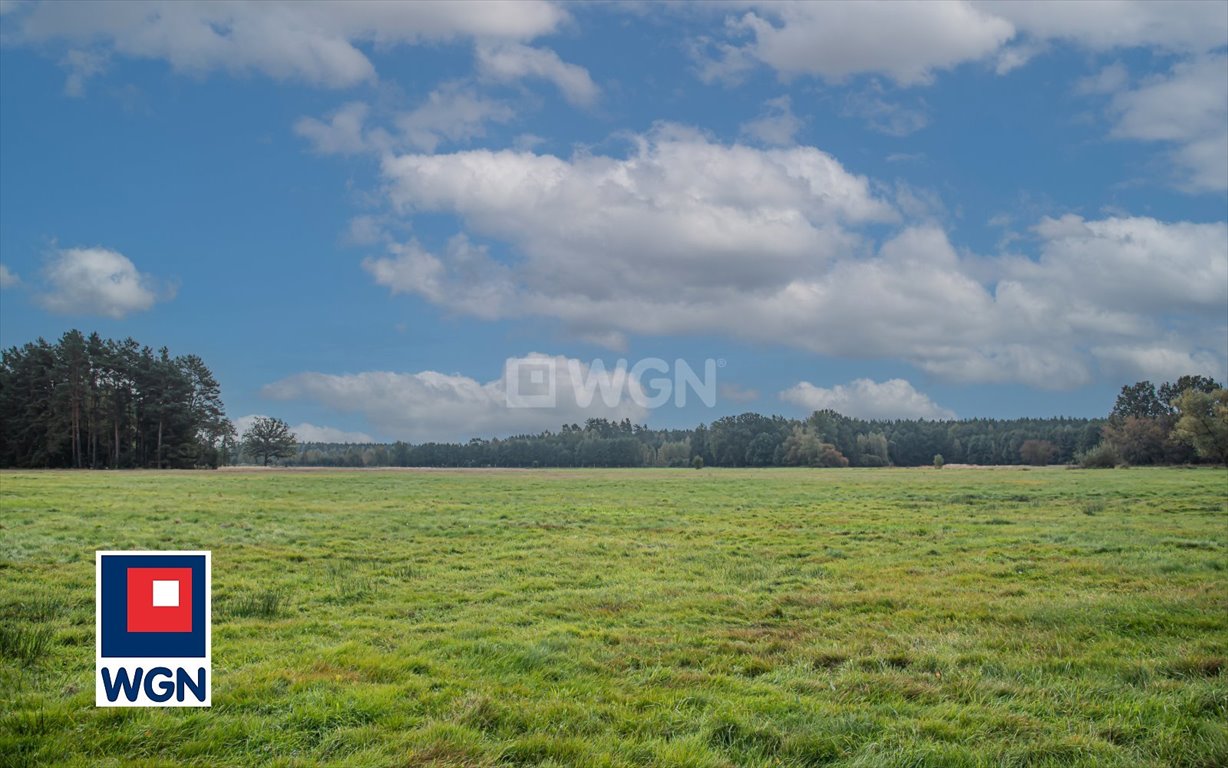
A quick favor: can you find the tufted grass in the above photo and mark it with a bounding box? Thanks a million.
[0,466,1225,767]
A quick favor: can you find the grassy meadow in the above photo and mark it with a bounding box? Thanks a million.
[1,467,1226,767]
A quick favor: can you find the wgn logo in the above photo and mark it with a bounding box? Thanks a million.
[96,551,211,707]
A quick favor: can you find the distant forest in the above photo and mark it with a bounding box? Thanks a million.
[2,331,1223,469]
[296,413,1106,469]
[295,375,1226,470]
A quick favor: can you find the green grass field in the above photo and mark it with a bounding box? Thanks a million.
[1,467,1225,767]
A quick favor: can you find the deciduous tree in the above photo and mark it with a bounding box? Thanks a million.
[242,416,298,466]
[1173,389,1228,464]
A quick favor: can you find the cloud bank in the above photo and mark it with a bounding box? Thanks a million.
[262,353,650,443]
[10,0,568,89]
[364,128,1226,388]
[781,378,956,420]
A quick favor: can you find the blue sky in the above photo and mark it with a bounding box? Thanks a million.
[1,1,1225,442]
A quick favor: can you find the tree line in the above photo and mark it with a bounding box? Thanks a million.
[289,376,1226,470]
[290,413,1108,469]
[0,330,234,468]
[2,331,1223,470]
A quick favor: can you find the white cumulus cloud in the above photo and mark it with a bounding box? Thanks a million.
[710,1,1014,86]
[1106,54,1228,192]
[37,246,169,318]
[1015,214,1228,316]
[1091,344,1225,384]
[367,125,1227,388]
[261,353,650,443]
[691,1,1226,193]
[295,85,516,156]
[380,126,896,302]
[294,101,373,155]
[396,84,516,152]
[987,0,1228,54]
[10,0,568,90]
[780,378,956,420]
[739,95,803,146]
[697,1,1226,86]
[362,234,515,320]
[476,41,599,107]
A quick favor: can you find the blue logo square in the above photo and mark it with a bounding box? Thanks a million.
[99,553,208,658]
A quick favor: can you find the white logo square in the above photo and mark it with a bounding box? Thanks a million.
[152,579,180,607]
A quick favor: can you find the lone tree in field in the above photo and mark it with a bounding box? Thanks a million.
[242,417,297,466]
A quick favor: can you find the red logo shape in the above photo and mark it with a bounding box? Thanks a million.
[126,567,193,633]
